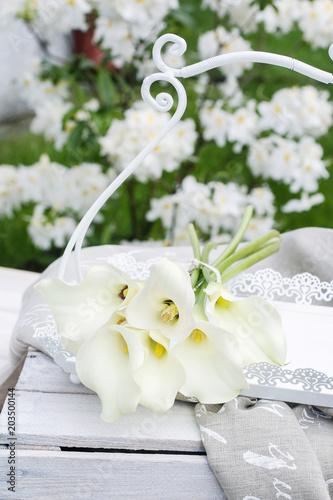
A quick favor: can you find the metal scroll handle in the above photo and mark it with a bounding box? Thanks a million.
[57,34,333,282]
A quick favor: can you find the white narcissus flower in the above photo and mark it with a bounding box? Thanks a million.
[205,282,287,366]
[133,329,186,412]
[75,323,145,423]
[126,258,196,342]
[173,320,248,403]
[35,264,138,354]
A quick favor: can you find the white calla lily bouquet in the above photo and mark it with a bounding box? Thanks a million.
[35,205,286,423]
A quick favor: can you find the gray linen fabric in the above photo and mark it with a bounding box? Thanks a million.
[195,399,332,500]
[195,226,333,500]
[1,227,333,499]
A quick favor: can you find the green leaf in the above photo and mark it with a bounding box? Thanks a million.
[67,122,85,150]
[169,9,196,28]
[97,69,116,107]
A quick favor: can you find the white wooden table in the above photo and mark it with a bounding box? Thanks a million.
[0,267,39,356]
[0,268,225,499]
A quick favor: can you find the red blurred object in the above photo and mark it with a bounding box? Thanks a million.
[73,29,118,71]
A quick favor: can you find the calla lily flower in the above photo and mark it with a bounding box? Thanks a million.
[35,263,138,354]
[133,329,187,412]
[172,320,248,403]
[126,258,196,342]
[205,282,287,366]
[75,322,146,423]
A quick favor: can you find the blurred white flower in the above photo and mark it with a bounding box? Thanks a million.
[200,99,259,151]
[200,101,230,147]
[93,0,178,66]
[95,0,178,24]
[146,176,255,242]
[244,215,275,240]
[178,176,216,234]
[0,155,112,250]
[248,135,298,182]
[202,0,260,33]
[0,0,38,28]
[17,156,62,205]
[83,98,100,112]
[217,76,245,108]
[297,0,333,49]
[0,166,22,217]
[247,186,275,216]
[36,0,91,36]
[62,163,110,216]
[28,204,77,250]
[20,72,70,109]
[248,135,328,194]
[247,138,272,177]
[268,137,299,182]
[195,74,210,96]
[227,99,259,150]
[198,26,253,78]
[93,17,135,67]
[30,97,72,150]
[289,137,329,193]
[258,86,333,139]
[257,0,300,34]
[2,0,92,37]
[146,195,177,230]
[282,192,325,213]
[210,181,248,232]
[99,101,197,182]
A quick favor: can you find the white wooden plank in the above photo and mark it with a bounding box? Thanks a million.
[0,391,203,452]
[0,449,226,499]
[16,351,93,395]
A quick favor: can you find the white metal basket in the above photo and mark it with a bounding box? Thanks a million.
[34,33,333,407]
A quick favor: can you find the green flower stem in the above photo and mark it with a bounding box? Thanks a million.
[188,223,201,260]
[188,223,202,288]
[220,237,281,283]
[217,229,280,274]
[212,205,254,269]
[201,241,217,284]
[190,269,199,288]
[194,287,208,321]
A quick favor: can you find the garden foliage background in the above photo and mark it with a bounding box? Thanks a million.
[0,0,333,272]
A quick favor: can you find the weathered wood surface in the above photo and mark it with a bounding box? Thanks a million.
[0,449,226,500]
[9,350,204,451]
[1,390,203,452]
[16,350,93,394]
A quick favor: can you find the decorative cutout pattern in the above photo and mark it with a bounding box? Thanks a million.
[228,269,333,304]
[244,363,333,392]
